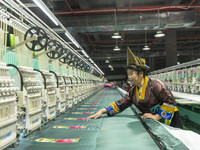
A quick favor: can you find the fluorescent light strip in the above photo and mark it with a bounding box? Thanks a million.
[89,58,104,75]
[89,58,94,64]
[32,0,58,26]
[93,63,104,75]
[65,31,80,48]
[82,50,89,58]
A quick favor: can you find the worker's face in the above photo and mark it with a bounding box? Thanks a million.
[127,69,143,85]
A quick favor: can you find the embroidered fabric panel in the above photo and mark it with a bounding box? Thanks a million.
[81,105,98,107]
[110,102,120,113]
[71,112,95,114]
[158,103,178,120]
[105,105,115,116]
[64,118,89,120]
[35,138,80,143]
[53,126,87,129]
[105,102,120,116]
[77,108,97,110]
[158,108,172,120]
[136,76,149,102]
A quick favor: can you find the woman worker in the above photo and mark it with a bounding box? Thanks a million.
[88,47,183,128]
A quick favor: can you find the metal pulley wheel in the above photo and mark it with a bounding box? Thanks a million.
[73,56,79,68]
[80,62,85,71]
[79,62,84,70]
[68,60,74,67]
[86,65,91,72]
[59,48,70,64]
[77,60,83,69]
[83,64,87,72]
[84,65,90,72]
[45,40,64,59]
[59,50,72,64]
[24,27,48,51]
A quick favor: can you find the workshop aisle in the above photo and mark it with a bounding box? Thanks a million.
[10,87,159,150]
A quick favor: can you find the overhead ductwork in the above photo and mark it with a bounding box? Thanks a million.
[53,10,196,33]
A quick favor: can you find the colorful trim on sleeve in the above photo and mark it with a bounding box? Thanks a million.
[105,102,120,116]
[110,102,120,113]
[157,103,178,120]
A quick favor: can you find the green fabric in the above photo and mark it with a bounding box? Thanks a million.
[149,103,161,114]
[96,109,159,150]
[10,88,189,150]
[11,89,105,150]
[96,89,159,150]
[132,105,189,150]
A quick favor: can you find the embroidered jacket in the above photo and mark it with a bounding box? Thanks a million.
[105,77,178,122]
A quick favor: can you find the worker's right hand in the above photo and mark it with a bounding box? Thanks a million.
[87,108,107,119]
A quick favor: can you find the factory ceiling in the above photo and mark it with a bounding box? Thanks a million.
[21,0,200,81]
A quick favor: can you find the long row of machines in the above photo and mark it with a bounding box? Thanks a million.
[0,63,104,150]
[0,1,105,149]
[149,60,200,94]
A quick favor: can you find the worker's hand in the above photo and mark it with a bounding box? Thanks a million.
[87,108,107,119]
[142,113,162,121]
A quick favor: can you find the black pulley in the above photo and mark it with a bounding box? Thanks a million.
[87,65,90,71]
[59,49,69,64]
[68,60,74,67]
[46,40,64,59]
[77,60,83,69]
[73,56,79,68]
[84,65,90,72]
[24,27,48,51]
[80,63,85,71]
[83,64,87,71]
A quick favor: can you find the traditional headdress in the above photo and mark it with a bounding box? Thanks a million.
[127,46,150,71]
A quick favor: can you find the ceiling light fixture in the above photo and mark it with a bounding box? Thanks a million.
[154,30,165,38]
[143,45,150,51]
[143,30,150,51]
[33,0,58,26]
[112,9,121,39]
[105,60,110,63]
[154,9,165,38]
[113,39,120,51]
[112,32,121,39]
[108,64,112,68]
[113,45,120,51]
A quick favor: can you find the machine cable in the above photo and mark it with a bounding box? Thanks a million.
[49,70,59,88]
[7,64,23,91]
[33,69,47,89]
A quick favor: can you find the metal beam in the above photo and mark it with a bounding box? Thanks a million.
[24,3,37,7]
[54,5,200,16]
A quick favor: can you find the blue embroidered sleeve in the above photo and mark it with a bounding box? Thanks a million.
[105,105,115,116]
